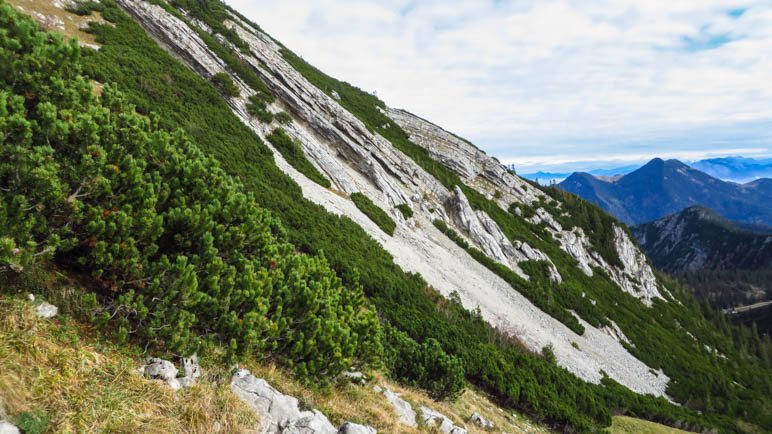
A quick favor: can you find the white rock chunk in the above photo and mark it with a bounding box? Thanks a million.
[35,302,58,319]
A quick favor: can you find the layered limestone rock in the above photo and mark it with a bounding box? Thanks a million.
[119,0,670,397]
[447,186,560,282]
[388,108,542,206]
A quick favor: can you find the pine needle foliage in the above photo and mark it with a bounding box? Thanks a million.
[0,3,380,380]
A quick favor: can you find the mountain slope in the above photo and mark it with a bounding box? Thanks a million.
[3,0,772,432]
[560,158,772,226]
[632,206,772,274]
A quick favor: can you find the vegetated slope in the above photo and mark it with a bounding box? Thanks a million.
[3,0,772,432]
[559,158,772,226]
[633,206,772,310]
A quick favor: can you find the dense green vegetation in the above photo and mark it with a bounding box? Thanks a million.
[15,0,767,430]
[395,203,413,219]
[350,193,396,236]
[246,91,273,123]
[0,3,379,380]
[382,323,465,401]
[266,128,331,188]
[211,72,239,97]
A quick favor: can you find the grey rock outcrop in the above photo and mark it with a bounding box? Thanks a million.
[448,186,560,282]
[468,412,494,429]
[337,422,376,434]
[0,421,20,434]
[372,386,416,427]
[35,302,58,319]
[231,369,336,434]
[419,406,467,434]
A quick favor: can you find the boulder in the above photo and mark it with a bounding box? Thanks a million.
[468,412,495,429]
[0,421,20,434]
[35,302,57,319]
[337,422,376,434]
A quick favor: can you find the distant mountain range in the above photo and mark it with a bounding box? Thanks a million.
[558,158,772,226]
[632,206,772,312]
[691,156,772,183]
[522,156,772,184]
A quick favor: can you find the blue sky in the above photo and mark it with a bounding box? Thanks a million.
[226,0,772,173]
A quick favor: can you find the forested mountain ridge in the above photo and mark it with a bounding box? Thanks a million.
[1,0,771,432]
[559,158,772,226]
[633,206,772,310]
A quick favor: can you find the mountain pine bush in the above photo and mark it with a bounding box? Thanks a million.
[0,3,380,379]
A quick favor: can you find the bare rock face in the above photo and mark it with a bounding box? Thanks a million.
[419,406,467,434]
[447,186,560,282]
[387,108,542,206]
[231,369,336,434]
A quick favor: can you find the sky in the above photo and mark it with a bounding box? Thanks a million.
[225,0,772,173]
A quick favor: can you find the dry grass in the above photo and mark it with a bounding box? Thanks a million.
[609,416,694,434]
[240,362,550,434]
[6,0,105,47]
[0,297,257,433]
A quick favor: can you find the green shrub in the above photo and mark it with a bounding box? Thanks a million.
[211,72,239,97]
[15,411,49,434]
[275,111,292,124]
[266,128,331,188]
[383,324,465,401]
[395,204,413,219]
[246,93,274,123]
[350,193,396,236]
[0,5,380,380]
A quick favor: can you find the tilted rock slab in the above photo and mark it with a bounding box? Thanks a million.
[231,369,336,434]
[419,406,467,434]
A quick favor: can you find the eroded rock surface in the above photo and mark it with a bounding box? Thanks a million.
[337,422,376,434]
[231,369,336,434]
[419,406,467,434]
[372,386,416,427]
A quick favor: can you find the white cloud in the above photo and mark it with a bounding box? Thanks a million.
[225,0,772,171]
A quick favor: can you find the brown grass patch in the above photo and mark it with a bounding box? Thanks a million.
[6,0,105,47]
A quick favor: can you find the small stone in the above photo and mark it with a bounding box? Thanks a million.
[35,302,58,319]
[26,293,35,302]
[342,370,366,385]
[469,412,495,429]
[143,358,178,382]
[337,422,377,434]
